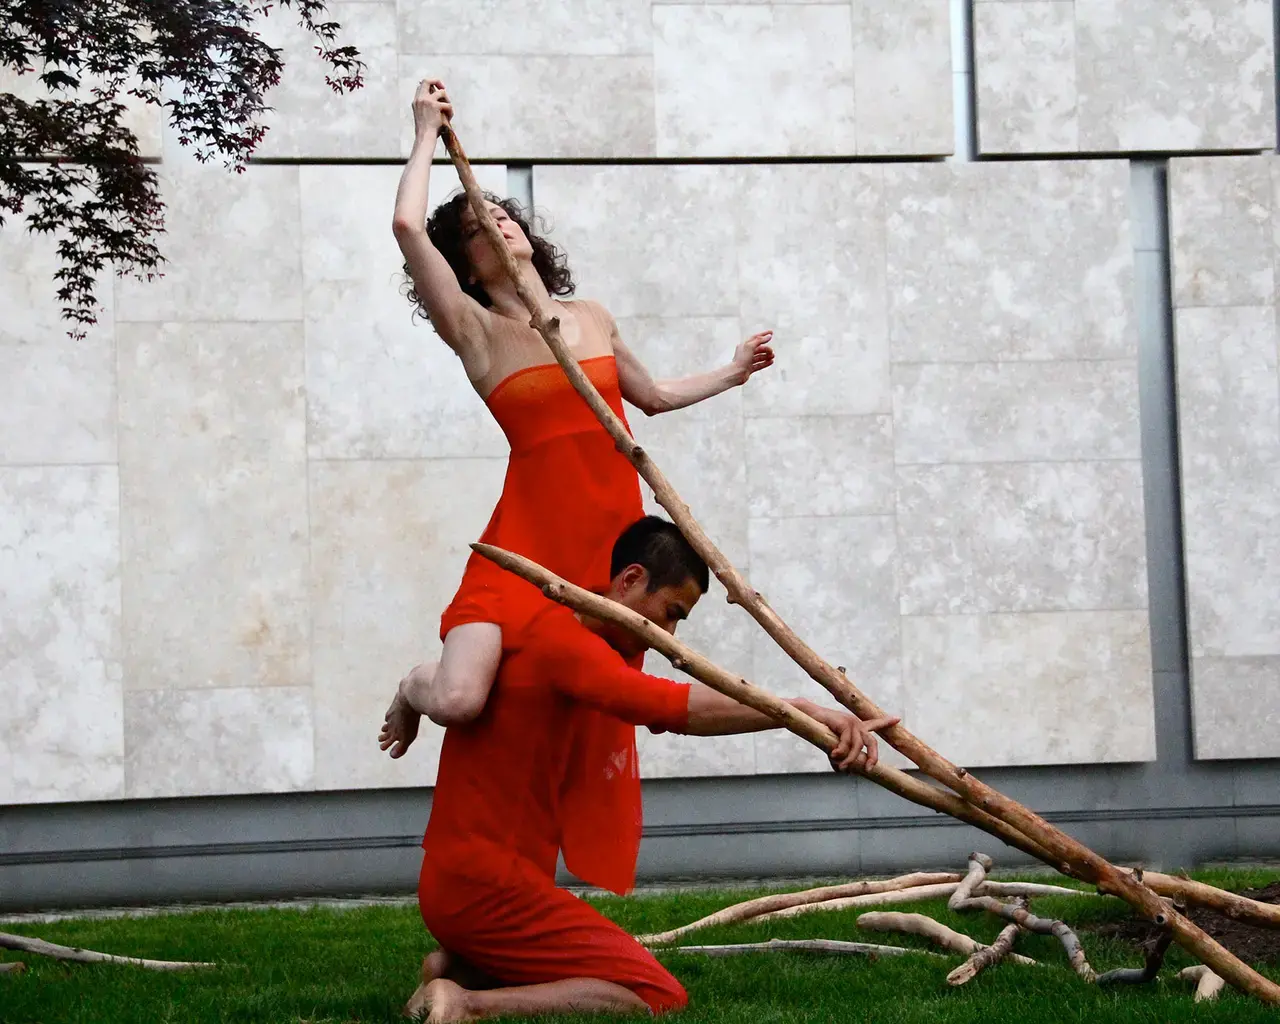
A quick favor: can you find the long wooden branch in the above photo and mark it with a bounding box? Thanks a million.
[952,897,1095,982]
[0,932,216,971]
[470,542,1280,1003]
[637,872,960,946]
[672,939,943,960]
[442,121,1280,1003]
[752,883,963,923]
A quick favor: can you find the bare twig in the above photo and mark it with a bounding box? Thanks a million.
[443,115,1280,1003]
[0,961,25,974]
[671,939,944,960]
[752,883,963,923]
[951,897,1095,982]
[1179,965,1227,1002]
[946,922,1021,986]
[949,853,994,910]
[0,932,216,971]
[856,912,1037,965]
[637,872,961,946]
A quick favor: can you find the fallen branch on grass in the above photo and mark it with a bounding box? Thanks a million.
[750,883,963,923]
[949,853,993,910]
[671,939,944,960]
[637,872,961,946]
[1096,926,1174,987]
[1138,872,1280,930]
[856,912,1037,965]
[1178,965,1226,1002]
[0,961,25,974]
[0,932,217,971]
[946,922,1021,986]
[950,896,1095,982]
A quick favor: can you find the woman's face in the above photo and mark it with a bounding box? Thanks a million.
[460,201,533,284]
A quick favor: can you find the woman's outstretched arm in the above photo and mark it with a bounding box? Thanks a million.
[392,78,486,368]
[612,321,775,416]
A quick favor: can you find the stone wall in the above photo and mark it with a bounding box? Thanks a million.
[2,0,1276,806]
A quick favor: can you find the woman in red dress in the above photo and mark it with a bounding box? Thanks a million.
[379,79,773,757]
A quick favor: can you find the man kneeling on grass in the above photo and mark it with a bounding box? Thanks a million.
[380,516,898,1022]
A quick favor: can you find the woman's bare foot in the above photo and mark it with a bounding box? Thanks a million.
[379,673,426,758]
[424,978,477,1023]
[403,952,451,1019]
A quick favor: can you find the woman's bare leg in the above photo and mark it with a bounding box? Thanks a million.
[415,976,651,1023]
[380,623,503,756]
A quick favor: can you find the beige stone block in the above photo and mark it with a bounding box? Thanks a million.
[851,0,953,156]
[1191,656,1280,760]
[638,579,756,778]
[901,611,1155,766]
[748,516,901,774]
[115,165,302,322]
[653,5,857,157]
[124,688,314,798]
[736,165,888,416]
[891,360,1140,464]
[309,458,506,790]
[0,66,162,158]
[0,215,116,465]
[974,1,1077,154]
[300,163,507,460]
[0,467,123,803]
[117,322,310,692]
[896,462,1148,615]
[1075,0,1276,152]
[1169,156,1274,308]
[398,57,655,160]
[532,165,741,319]
[620,317,748,567]
[1174,306,1280,660]
[397,0,652,56]
[745,416,894,518]
[885,161,1133,362]
[255,2,399,159]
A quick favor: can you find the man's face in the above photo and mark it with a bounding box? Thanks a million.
[605,565,704,659]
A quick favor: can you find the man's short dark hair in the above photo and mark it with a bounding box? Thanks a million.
[610,516,710,594]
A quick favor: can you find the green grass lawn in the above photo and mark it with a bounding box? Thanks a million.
[3,868,1278,1023]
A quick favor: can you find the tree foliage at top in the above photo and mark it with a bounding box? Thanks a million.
[0,1,364,336]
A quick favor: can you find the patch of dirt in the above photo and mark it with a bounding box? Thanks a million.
[1087,883,1280,965]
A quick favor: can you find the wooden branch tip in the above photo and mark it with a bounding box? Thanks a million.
[0,961,26,974]
[441,122,1280,1006]
[946,922,1021,986]
[1178,965,1227,1003]
[948,853,993,911]
[0,932,217,971]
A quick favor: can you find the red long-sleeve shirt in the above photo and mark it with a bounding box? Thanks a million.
[422,604,691,892]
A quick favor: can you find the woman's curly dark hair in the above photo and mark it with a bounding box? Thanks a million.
[403,191,575,320]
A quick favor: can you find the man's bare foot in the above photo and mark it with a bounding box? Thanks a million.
[379,675,424,759]
[424,978,477,1023]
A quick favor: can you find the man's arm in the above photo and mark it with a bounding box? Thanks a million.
[678,684,900,772]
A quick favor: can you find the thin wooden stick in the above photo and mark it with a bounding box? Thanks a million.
[0,932,216,971]
[0,961,25,974]
[1096,928,1174,986]
[1179,965,1227,1002]
[951,897,1095,982]
[637,872,961,946]
[442,119,1280,1003]
[753,883,963,922]
[857,912,1037,965]
[671,939,944,960]
[949,853,993,910]
[946,922,1021,986]
[983,881,1093,899]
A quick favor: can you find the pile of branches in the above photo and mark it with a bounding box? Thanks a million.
[642,851,1278,1002]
